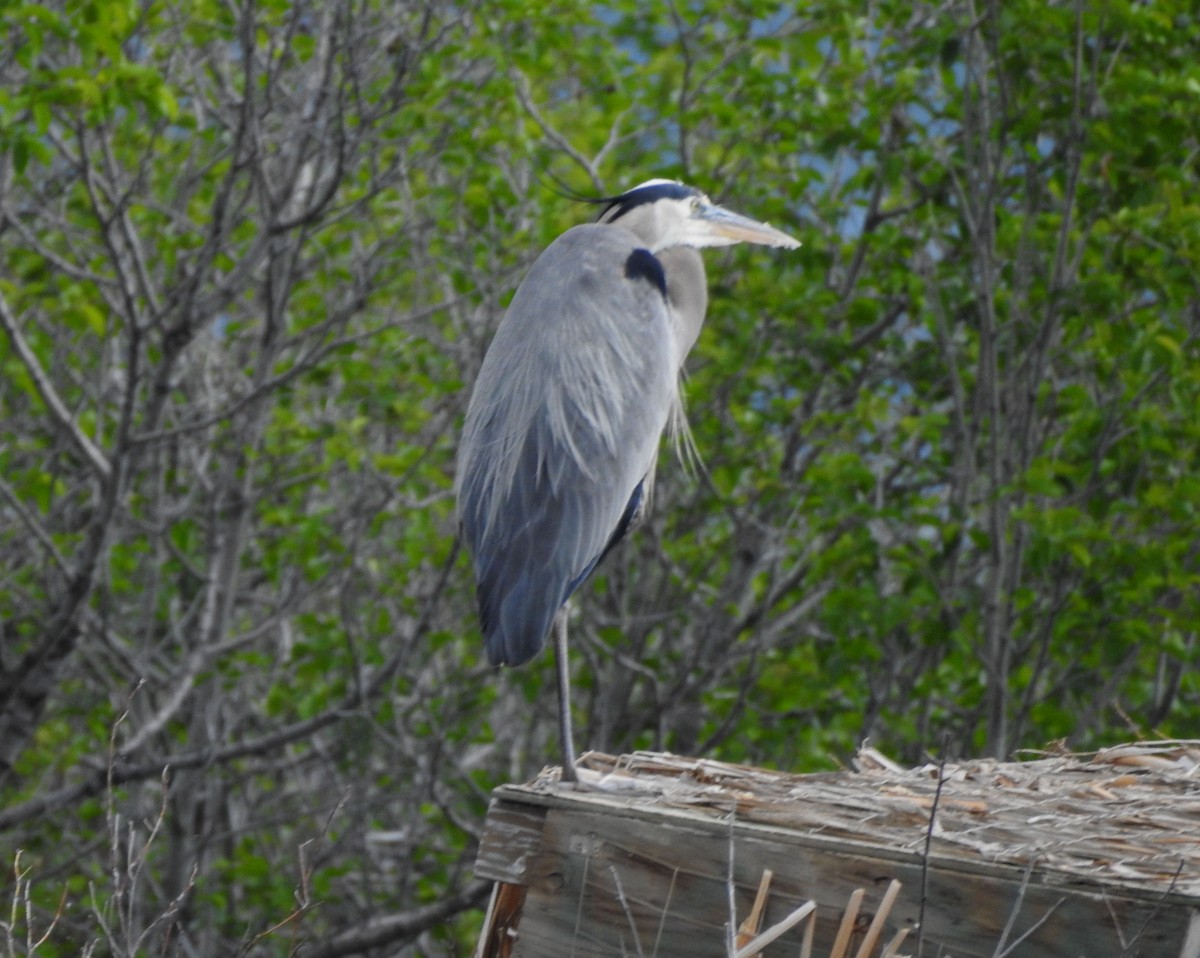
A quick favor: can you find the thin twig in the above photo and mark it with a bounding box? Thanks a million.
[0,290,112,480]
[1119,859,1185,957]
[725,805,737,957]
[917,746,949,958]
[992,859,1036,956]
[510,69,604,192]
[651,868,679,958]
[995,897,1065,958]
[0,475,70,575]
[570,849,590,958]
[610,864,645,958]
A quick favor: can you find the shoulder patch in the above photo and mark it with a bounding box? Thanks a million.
[624,248,667,299]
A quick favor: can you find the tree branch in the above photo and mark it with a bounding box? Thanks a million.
[0,290,112,481]
[302,880,492,958]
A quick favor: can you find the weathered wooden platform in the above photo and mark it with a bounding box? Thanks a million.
[474,742,1200,957]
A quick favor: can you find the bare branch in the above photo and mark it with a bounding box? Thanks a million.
[511,68,606,192]
[0,289,112,481]
[301,880,492,958]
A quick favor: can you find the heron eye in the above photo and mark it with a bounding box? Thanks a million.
[690,196,702,213]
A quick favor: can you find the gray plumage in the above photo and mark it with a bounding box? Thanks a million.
[457,224,681,665]
[455,179,798,741]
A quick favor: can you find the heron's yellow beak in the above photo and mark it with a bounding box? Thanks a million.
[698,203,800,249]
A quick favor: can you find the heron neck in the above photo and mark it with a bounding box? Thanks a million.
[659,246,707,361]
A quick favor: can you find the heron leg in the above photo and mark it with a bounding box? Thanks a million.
[552,605,579,783]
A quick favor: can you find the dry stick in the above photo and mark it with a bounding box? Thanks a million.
[8,850,68,952]
[991,856,1069,958]
[1120,859,1185,958]
[854,880,903,958]
[1102,894,1130,952]
[829,888,865,958]
[881,928,911,958]
[651,868,679,958]
[732,901,816,958]
[916,746,949,958]
[736,869,773,950]
[991,859,1036,957]
[995,897,1066,958]
[725,805,738,957]
[610,864,646,958]
[243,787,352,953]
[800,907,815,958]
[570,852,590,958]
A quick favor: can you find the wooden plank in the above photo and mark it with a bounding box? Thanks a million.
[481,797,1196,957]
[476,748,1200,956]
[473,882,528,958]
[1182,911,1200,958]
[487,782,1198,907]
[475,797,548,884]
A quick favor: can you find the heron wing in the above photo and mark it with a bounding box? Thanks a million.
[456,224,679,666]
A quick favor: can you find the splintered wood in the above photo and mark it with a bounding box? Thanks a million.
[474,742,1200,958]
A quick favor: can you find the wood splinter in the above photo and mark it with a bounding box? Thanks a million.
[734,869,819,958]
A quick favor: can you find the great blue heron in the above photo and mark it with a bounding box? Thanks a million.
[455,179,799,781]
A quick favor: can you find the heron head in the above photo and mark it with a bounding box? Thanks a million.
[598,179,800,254]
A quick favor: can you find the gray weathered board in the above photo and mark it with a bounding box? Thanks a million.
[473,748,1200,957]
